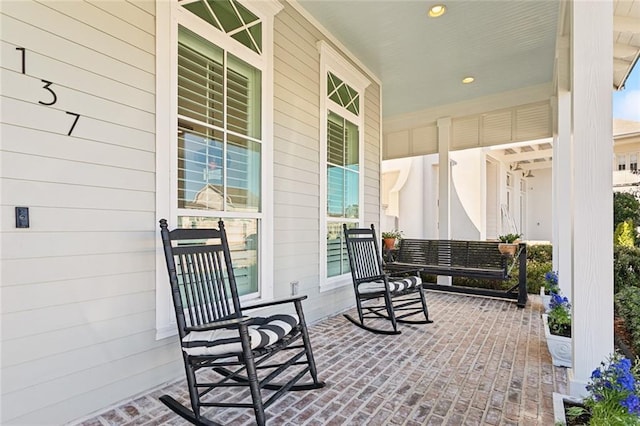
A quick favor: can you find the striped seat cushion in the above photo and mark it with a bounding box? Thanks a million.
[358,275,422,294]
[182,314,299,356]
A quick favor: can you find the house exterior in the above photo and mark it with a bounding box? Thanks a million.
[0,1,381,424]
[380,118,640,244]
[0,0,630,423]
[613,119,640,192]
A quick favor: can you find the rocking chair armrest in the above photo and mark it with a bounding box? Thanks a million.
[185,316,251,332]
[242,295,308,311]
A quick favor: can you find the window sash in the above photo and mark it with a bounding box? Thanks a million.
[177,26,262,214]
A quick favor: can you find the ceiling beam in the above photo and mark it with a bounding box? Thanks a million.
[614,57,632,71]
[614,43,639,59]
[499,148,553,162]
[614,16,640,34]
[520,160,553,171]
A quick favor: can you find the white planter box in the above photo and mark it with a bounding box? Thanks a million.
[553,392,584,425]
[542,314,572,368]
[540,286,551,312]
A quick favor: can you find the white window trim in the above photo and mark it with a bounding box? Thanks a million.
[317,41,371,292]
[154,0,281,339]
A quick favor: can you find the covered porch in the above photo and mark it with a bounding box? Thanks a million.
[74,293,565,425]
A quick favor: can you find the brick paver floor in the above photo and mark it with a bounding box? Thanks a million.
[72,292,567,425]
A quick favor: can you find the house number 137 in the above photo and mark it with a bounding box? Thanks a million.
[16,47,81,136]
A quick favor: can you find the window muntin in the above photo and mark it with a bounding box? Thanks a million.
[177,26,262,214]
[176,8,262,297]
[325,103,360,279]
[181,0,262,54]
[178,216,258,295]
[327,112,359,218]
[327,72,359,115]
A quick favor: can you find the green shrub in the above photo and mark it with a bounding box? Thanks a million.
[614,245,640,293]
[524,260,553,294]
[614,219,636,247]
[614,192,640,231]
[615,286,640,356]
[527,244,552,263]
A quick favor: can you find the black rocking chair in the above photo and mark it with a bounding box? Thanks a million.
[159,219,325,426]
[343,224,433,335]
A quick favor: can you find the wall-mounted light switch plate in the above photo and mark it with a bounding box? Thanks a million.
[16,207,29,228]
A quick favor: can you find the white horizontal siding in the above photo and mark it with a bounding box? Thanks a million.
[2,1,154,71]
[2,310,156,367]
[2,126,155,168]
[0,1,178,425]
[3,341,178,424]
[2,152,154,191]
[1,13,154,93]
[0,207,154,232]
[2,179,155,211]
[272,3,380,321]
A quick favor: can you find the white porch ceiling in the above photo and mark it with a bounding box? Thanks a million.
[297,0,640,119]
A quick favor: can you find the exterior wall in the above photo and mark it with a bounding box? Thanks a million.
[381,150,554,243]
[0,1,381,423]
[382,150,486,241]
[613,136,640,192]
[272,4,381,321]
[0,2,181,425]
[525,168,553,241]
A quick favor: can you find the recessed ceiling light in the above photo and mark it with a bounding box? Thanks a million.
[428,4,447,18]
[462,76,475,84]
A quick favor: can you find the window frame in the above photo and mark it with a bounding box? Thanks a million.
[155,0,281,339]
[318,41,370,292]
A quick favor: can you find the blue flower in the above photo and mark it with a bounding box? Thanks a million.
[585,353,640,422]
[544,271,558,285]
[622,394,640,415]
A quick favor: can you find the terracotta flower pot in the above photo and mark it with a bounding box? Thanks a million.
[498,243,518,257]
[383,238,396,250]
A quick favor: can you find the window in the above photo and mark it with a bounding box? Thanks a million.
[318,41,370,289]
[156,0,281,338]
[618,154,627,171]
[631,154,637,171]
[326,110,359,277]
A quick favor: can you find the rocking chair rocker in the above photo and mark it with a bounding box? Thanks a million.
[159,219,325,425]
[343,224,433,335]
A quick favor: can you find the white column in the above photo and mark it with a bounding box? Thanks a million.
[555,31,573,299]
[570,0,613,396]
[557,91,573,299]
[438,117,452,286]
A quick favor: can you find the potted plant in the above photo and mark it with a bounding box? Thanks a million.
[554,352,640,425]
[540,270,559,312]
[497,233,522,256]
[381,229,403,250]
[543,292,572,367]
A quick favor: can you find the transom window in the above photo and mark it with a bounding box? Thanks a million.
[327,72,359,115]
[180,0,262,54]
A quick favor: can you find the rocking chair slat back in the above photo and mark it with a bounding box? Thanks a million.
[344,227,386,284]
[161,221,242,337]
